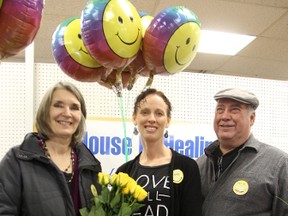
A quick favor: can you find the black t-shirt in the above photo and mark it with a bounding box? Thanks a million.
[129,161,171,216]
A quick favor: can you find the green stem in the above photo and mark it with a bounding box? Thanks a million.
[129,199,137,208]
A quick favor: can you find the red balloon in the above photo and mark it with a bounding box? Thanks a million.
[127,50,150,77]
[97,69,132,91]
[0,0,44,59]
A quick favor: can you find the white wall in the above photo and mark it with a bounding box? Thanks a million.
[0,62,287,161]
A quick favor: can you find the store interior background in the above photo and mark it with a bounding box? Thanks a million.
[0,0,287,161]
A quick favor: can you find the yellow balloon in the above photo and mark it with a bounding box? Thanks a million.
[164,22,201,73]
[103,0,142,58]
[63,18,101,68]
[140,14,153,38]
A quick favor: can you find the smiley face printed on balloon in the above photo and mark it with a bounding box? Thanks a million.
[102,0,142,59]
[164,20,201,74]
[52,16,106,82]
[143,6,201,75]
[81,0,142,70]
[63,18,102,68]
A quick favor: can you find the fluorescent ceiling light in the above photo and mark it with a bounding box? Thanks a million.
[198,30,256,55]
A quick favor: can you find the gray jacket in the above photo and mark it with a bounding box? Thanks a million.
[0,132,102,216]
[197,134,288,216]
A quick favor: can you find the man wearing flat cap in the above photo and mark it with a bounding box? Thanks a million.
[197,87,288,216]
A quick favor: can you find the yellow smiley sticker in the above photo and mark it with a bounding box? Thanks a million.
[233,180,249,195]
[173,169,184,184]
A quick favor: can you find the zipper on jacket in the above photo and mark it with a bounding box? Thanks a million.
[215,156,223,181]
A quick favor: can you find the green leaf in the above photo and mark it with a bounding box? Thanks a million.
[99,187,110,204]
[131,202,145,213]
[89,205,106,216]
[87,206,97,216]
[79,208,89,216]
[93,196,101,206]
[118,203,132,216]
[110,192,121,209]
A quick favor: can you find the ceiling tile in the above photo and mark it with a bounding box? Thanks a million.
[262,12,288,40]
[218,56,288,80]
[1,0,288,81]
[239,37,288,61]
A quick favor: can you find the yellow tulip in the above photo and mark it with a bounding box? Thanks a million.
[98,172,110,185]
[117,172,130,187]
[110,173,118,185]
[121,185,130,195]
[134,185,148,202]
[128,178,138,194]
[122,178,137,195]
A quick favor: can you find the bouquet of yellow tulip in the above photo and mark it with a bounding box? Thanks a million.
[80,172,148,216]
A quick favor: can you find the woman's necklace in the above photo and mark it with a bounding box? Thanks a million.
[41,139,75,183]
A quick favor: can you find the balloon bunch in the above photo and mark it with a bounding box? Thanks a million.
[52,0,201,95]
[0,0,44,60]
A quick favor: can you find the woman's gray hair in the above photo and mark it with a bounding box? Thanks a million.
[36,81,87,146]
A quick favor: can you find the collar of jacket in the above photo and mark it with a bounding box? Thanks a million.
[15,132,101,171]
[204,134,258,158]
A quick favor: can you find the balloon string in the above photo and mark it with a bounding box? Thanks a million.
[125,90,131,123]
[124,90,136,159]
[118,94,129,162]
[125,90,136,147]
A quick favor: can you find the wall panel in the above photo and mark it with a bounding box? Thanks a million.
[0,62,287,160]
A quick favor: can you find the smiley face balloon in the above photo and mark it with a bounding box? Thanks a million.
[143,6,201,75]
[0,0,44,59]
[126,12,154,89]
[139,12,154,38]
[52,17,106,82]
[81,0,142,71]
